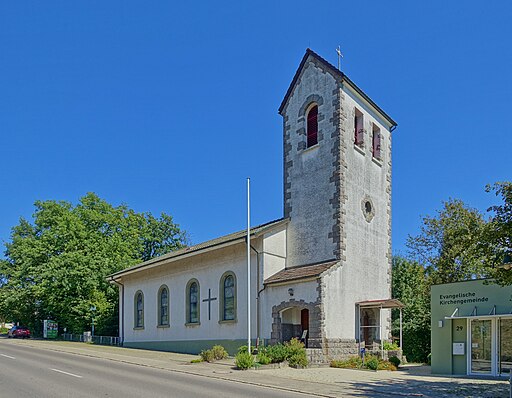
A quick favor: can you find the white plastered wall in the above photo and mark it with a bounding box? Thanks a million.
[121,241,259,343]
[322,85,392,341]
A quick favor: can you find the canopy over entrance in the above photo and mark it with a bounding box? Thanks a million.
[357,299,404,309]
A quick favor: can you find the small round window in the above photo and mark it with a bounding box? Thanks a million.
[361,196,375,223]
[365,201,372,214]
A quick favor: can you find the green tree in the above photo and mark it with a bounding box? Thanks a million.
[391,256,431,363]
[0,193,187,336]
[482,182,512,285]
[406,199,488,284]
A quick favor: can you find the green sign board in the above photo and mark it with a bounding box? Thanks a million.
[43,320,58,339]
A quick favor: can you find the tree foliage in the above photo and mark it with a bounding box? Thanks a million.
[0,193,187,335]
[391,256,431,363]
[482,182,512,285]
[406,199,488,284]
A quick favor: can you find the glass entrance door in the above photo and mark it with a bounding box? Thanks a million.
[499,319,512,375]
[471,319,492,374]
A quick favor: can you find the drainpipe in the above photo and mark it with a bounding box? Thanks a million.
[250,244,261,347]
[109,278,124,346]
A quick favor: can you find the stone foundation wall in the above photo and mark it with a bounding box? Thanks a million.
[306,348,326,366]
[323,338,359,361]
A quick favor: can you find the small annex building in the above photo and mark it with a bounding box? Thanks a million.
[431,279,512,376]
[109,49,398,361]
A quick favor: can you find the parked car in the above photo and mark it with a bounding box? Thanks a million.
[7,326,31,339]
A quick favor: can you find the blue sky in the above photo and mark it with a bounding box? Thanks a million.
[1,1,510,257]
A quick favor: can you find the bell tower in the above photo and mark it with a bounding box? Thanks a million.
[279,49,396,288]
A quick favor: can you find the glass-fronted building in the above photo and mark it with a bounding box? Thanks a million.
[431,279,512,376]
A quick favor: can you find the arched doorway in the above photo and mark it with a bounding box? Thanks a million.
[271,300,320,348]
[279,307,309,347]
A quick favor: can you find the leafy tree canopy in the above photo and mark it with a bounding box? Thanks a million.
[482,182,512,285]
[391,256,431,363]
[406,198,488,284]
[0,193,187,335]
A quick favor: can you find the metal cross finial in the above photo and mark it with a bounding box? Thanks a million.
[336,45,343,71]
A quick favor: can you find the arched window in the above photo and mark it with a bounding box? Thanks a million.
[220,272,236,322]
[158,285,169,326]
[306,105,318,148]
[354,108,364,146]
[186,279,200,324]
[134,291,144,328]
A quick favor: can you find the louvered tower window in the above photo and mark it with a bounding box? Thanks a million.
[306,105,318,147]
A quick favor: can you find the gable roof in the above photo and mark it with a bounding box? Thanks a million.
[278,48,397,128]
[264,260,339,285]
[109,218,288,280]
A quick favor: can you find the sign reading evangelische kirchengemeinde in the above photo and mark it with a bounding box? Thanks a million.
[439,291,489,306]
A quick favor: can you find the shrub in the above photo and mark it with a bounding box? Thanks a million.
[285,338,308,368]
[200,349,215,363]
[0,327,8,334]
[266,344,288,363]
[388,356,401,368]
[235,351,255,370]
[427,353,431,365]
[331,356,363,369]
[366,356,379,371]
[377,361,397,371]
[237,345,256,355]
[211,345,228,360]
[285,338,305,356]
[288,352,308,368]
[331,355,397,371]
[383,341,399,351]
[257,352,272,365]
[190,358,203,363]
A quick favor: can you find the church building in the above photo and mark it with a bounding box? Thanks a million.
[109,49,398,361]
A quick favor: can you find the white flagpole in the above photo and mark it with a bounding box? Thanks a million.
[247,178,251,354]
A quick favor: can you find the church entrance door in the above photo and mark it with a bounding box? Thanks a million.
[301,309,309,348]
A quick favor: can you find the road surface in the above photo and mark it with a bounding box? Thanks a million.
[0,340,308,398]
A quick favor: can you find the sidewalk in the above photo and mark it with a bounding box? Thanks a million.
[3,338,509,398]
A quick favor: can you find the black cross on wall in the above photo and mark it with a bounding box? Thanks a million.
[202,288,217,321]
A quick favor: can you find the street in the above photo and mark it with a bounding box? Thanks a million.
[0,340,307,398]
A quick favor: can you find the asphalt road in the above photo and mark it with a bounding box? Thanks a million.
[0,340,308,398]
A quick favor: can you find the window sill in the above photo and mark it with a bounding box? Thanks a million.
[185,322,201,327]
[133,326,144,330]
[218,319,237,324]
[303,143,319,154]
[354,144,365,156]
[157,324,170,329]
[372,157,383,167]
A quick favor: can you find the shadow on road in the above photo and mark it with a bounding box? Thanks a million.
[339,377,509,398]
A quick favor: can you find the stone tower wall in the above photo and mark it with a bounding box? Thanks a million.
[282,57,340,267]
[280,52,393,347]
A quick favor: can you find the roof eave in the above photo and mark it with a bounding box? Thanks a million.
[264,276,319,287]
[109,236,247,281]
[109,218,289,281]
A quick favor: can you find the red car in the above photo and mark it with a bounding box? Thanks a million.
[7,326,31,339]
